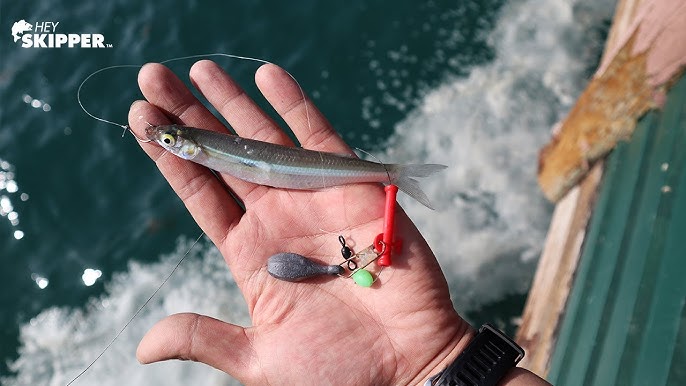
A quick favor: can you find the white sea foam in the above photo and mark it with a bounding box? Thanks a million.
[5,0,616,384]
[4,238,247,386]
[381,0,614,309]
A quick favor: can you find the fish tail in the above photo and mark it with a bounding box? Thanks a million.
[386,164,447,210]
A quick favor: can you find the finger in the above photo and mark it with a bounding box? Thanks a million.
[137,313,257,383]
[187,60,294,201]
[135,63,226,131]
[189,60,293,146]
[134,62,261,202]
[254,64,388,216]
[255,63,353,154]
[128,100,242,248]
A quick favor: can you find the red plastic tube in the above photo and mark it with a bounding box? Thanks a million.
[375,184,399,266]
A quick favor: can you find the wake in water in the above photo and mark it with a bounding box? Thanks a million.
[381,0,615,309]
[3,238,248,386]
[4,0,616,384]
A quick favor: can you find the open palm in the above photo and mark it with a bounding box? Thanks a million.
[127,60,470,385]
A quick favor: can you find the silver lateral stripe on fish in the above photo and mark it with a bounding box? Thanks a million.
[146,125,446,209]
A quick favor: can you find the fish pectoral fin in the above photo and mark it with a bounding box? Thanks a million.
[233,159,275,186]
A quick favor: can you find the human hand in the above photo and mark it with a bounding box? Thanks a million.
[127,60,545,385]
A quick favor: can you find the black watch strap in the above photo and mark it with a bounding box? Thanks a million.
[425,324,525,386]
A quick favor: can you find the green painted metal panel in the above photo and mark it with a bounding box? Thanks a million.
[666,307,686,385]
[547,74,686,386]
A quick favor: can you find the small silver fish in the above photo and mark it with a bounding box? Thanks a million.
[146,125,446,209]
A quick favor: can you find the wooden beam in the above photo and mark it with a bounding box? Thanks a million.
[537,0,686,202]
[516,163,602,376]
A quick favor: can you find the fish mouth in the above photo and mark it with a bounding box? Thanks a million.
[144,126,158,141]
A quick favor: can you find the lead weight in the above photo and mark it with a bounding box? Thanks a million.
[268,253,344,282]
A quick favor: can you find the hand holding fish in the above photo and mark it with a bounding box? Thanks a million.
[127,61,548,385]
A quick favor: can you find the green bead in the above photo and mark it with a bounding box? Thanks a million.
[352,269,374,287]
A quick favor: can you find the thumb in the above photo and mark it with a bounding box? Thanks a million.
[137,312,256,381]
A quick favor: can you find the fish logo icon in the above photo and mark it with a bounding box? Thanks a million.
[11,20,32,42]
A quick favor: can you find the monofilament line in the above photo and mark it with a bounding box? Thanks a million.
[72,53,315,383]
[77,64,141,130]
[355,147,392,186]
[65,232,205,386]
[77,53,313,140]
[158,53,313,135]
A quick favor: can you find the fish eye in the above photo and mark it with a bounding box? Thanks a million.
[160,133,176,146]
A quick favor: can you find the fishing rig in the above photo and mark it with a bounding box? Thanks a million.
[267,184,401,287]
[68,54,440,385]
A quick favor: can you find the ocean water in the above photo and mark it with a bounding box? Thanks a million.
[0,0,614,384]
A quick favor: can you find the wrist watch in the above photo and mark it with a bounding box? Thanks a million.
[424,324,525,386]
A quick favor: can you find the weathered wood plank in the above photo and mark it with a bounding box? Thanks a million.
[538,0,686,202]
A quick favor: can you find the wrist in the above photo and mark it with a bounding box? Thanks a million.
[409,322,476,385]
[418,324,551,386]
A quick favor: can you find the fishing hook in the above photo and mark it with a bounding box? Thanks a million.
[122,125,152,143]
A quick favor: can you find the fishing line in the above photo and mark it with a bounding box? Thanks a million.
[71,53,314,384]
[66,232,205,386]
[314,148,392,236]
[77,53,313,139]
[354,147,393,186]
[77,64,139,129]
[158,54,324,193]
